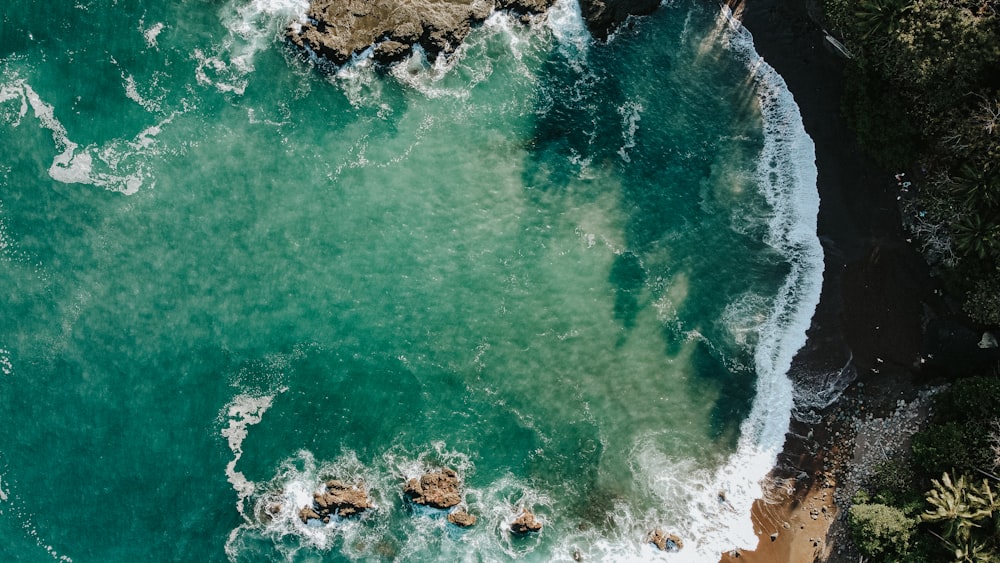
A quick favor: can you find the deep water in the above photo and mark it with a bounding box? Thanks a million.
[0,0,821,560]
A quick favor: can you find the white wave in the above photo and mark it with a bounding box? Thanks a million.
[194,0,308,95]
[0,75,176,194]
[547,0,590,65]
[0,348,12,376]
[221,393,275,518]
[617,101,643,163]
[685,6,823,558]
[120,72,166,113]
[567,7,822,562]
[720,291,770,351]
[0,475,74,561]
[142,22,165,48]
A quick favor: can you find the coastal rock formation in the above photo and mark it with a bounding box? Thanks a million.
[510,510,543,534]
[298,479,373,523]
[447,507,477,527]
[403,467,463,508]
[286,0,548,66]
[287,0,662,67]
[648,529,683,552]
[578,0,660,39]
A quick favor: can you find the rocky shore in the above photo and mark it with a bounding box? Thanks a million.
[285,0,659,66]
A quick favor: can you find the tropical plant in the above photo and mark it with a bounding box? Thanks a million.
[853,0,912,40]
[922,472,1000,562]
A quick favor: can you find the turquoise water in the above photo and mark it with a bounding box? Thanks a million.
[0,1,821,561]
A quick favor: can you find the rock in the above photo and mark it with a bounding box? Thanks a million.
[403,468,463,509]
[314,480,373,517]
[578,0,660,40]
[299,479,372,523]
[979,332,998,349]
[510,510,543,534]
[299,505,322,523]
[648,529,683,552]
[447,507,477,527]
[287,0,665,68]
[373,40,411,64]
[287,0,553,67]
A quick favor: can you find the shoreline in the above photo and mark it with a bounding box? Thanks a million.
[720,0,938,561]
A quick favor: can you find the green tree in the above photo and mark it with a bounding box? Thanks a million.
[850,502,917,560]
[922,472,1000,562]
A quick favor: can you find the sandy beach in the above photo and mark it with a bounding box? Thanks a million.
[719,0,939,561]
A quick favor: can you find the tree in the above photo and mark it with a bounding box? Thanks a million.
[922,472,1000,562]
[850,502,917,561]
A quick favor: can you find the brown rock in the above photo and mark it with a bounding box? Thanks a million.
[373,40,412,64]
[317,480,373,517]
[299,505,322,523]
[403,468,463,509]
[287,0,498,66]
[648,529,683,552]
[447,508,477,527]
[510,510,543,534]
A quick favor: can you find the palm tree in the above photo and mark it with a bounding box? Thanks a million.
[923,472,1000,561]
[853,0,912,40]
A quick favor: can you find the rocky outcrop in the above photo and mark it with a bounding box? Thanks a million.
[578,0,660,40]
[403,468,463,509]
[298,480,373,523]
[648,529,683,552]
[510,510,543,534]
[287,0,661,67]
[447,507,478,527]
[286,0,551,66]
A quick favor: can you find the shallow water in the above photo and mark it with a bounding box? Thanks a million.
[0,0,821,560]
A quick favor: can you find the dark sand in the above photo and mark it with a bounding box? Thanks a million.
[719,0,937,561]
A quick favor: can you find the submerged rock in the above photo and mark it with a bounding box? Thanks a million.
[510,510,543,534]
[447,507,477,527]
[648,529,683,552]
[404,467,463,509]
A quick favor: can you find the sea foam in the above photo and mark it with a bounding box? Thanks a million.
[0,72,173,194]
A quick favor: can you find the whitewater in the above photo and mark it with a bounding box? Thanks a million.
[0,0,821,561]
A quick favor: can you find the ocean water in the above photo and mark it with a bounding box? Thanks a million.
[0,0,821,561]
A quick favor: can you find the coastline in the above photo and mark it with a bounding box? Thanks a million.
[720,0,937,561]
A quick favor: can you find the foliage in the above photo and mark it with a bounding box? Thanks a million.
[922,471,1000,562]
[849,502,918,561]
[823,0,1000,322]
[913,421,975,475]
[913,377,1000,475]
[964,272,1000,326]
[871,459,922,506]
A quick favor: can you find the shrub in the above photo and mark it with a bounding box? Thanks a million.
[912,421,972,476]
[849,502,917,561]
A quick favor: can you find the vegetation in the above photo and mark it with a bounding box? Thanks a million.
[850,376,1000,561]
[824,0,1000,325]
[849,501,918,560]
[913,377,1000,475]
